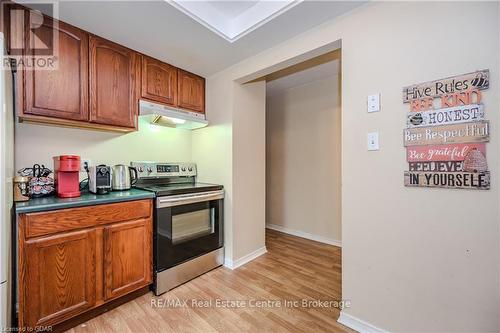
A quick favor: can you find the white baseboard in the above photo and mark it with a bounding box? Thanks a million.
[266,224,342,247]
[223,246,267,270]
[337,311,387,333]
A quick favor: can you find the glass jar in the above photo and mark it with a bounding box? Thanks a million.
[14,176,30,202]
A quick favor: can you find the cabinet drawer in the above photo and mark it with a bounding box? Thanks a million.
[23,199,152,238]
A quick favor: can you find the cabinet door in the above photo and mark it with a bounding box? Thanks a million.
[103,219,152,300]
[23,13,89,121]
[22,229,96,327]
[177,69,205,113]
[141,55,177,105]
[89,36,139,128]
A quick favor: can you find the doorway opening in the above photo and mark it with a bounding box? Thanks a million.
[264,48,342,305]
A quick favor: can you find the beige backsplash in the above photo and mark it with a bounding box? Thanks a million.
[15,117,193,178]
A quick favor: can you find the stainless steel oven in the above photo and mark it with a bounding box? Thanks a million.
[131,162,224,295]
[156,190,223,264]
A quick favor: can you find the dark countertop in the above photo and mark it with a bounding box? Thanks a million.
[15,188,155,214]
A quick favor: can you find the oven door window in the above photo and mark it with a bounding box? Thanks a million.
[172,206,214,244]
[156,199,223,270]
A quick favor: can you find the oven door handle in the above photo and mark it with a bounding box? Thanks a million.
[156,190,224,208]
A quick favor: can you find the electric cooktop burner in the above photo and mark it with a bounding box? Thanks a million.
[134,182,223,196]
[130,161,223,196]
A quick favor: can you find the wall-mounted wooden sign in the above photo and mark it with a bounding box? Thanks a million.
[403,69,489,103]
[403,69,490,190]
[406,143,486,162]
[408,161,463,172]
[404,121,489,146]
[404,171,490,190]
[441,90,482,109]
[409,89,482,112]
[407,104,484,128]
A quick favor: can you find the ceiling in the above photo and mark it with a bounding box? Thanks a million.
[36,1,364,76]
[266,59,340,97]
[169,0,303,42]
[209,1,258,18]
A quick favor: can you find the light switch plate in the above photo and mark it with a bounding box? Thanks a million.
[367,94,380,113]
[367,132,379,151]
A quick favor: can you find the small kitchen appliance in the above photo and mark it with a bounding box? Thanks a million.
[111,164,138,190]
[131,161,224,295]
[53,155,81,198]
[88,165,112,195]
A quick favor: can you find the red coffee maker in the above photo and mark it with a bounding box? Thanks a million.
[53,155,81,198]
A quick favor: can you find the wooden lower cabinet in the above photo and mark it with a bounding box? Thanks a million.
[104,219,152,300]
[22,229,97,327]
[18,199,152,329]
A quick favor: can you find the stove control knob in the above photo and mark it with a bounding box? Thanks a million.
[181,167,186,172]
[146,167,153,173]
[137,166,144,173]
[188,166,193,172]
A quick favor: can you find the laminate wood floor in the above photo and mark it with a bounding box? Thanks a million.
[66,229,350,333]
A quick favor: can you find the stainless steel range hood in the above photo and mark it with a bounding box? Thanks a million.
[139,100,208,130]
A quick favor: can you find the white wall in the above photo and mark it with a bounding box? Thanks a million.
[266,75,341,244]
[232,81,266,260]
[191,76,234,260]
[196,1,500,331]
[15,117,192,172]
[192,79,266,265]
[338,3,498,331]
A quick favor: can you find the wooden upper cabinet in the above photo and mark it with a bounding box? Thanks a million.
[22,229,96,327]
[12,7,207,131]
[141,59,206,114]
[89,36,140,129]
[177,69,205,113]
[2,2,25,53]
[23,13,89,121]
[103,219,152,300]
[141,55,177,106]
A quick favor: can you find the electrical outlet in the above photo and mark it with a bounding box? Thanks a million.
[81,158,91,172]
[367,132,379,151]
